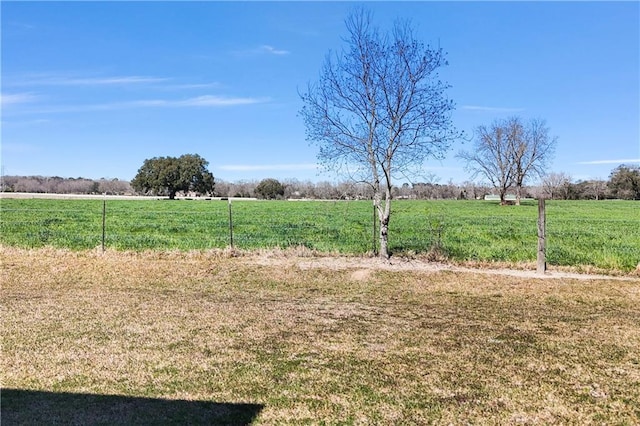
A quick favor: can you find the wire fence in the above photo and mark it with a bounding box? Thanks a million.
[1,198,638,271]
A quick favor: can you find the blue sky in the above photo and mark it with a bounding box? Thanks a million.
[2,1,639,185]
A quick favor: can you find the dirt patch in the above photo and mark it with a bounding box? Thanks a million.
[2,246,637,282]
[349,269,372,281]
[251,253,639,282]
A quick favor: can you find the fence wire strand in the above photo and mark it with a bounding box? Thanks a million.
[1,199,638,271]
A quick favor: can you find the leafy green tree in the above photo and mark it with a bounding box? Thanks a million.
[608,164,640,200]
[131,154,215,199]
[255,178,285,200]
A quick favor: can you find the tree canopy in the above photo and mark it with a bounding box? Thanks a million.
[608,164,640,200]
[255,178,285,200]
[131,154,215,199]
[300,8,460,258]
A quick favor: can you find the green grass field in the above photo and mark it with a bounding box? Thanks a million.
[1,198,638,271]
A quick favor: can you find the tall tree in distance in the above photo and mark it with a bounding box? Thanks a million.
[511,118,557,204]
[300,8,460,258]
[458,117,556,204]
[131,154,215,199]
[457,120,515,204]
[608,164,640,200]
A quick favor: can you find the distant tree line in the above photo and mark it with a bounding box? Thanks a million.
[0,175,486,200]
[1,176,133,195]
[2,164,637,201]
[536,165,640,200]
[210,178,494,201]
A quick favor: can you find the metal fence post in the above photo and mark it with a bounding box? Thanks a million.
[537,198,546,274]
[228,198,234,248]
[102,194,106,252]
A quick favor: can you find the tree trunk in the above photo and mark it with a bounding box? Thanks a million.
[379,214,389,259]
[515,185,522,205]
[377,188,392,259]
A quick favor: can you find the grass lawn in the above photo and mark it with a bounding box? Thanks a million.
[2,247,639,424]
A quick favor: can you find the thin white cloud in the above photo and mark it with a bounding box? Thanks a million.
[577,159,640,165]
[130,95,268,107]
[234,45,291,57]
[7,73,226,91]
[12,95,268,113]
[1,93,39,106]
[9,74,168,87]
[1,118,52,127]
[159,82,223,90]
[260,45,290,55]
[61,76,168,85]
[462,105,525,113]
[179,95,266,106]
[219,164,318,172]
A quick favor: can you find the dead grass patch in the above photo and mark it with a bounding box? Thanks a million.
[2,247,639,424]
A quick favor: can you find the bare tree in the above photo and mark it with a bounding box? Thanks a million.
[214,180,232,198]
[14,177,45,193]
[398,182,412,199]
[458,117,556,204]
[231,180,257,198]
[461,180,487,200]
[586,179,608,200]
[511,118,557,204]
[542,172,572,200]
[98,178,132,195]
[457,121,515,204]
[300,9,459,258]
[314,181,341,200]
[296,180,317,199]
[57,178,96,194]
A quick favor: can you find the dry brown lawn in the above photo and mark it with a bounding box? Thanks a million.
[2,247,639,424]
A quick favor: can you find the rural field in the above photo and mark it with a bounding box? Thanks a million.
[1,198,639,272]
[2,247,639,424]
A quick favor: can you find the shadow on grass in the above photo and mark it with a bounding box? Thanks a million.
[1,388,263,425]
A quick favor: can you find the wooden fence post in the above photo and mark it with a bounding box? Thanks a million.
[537,198,546,274]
